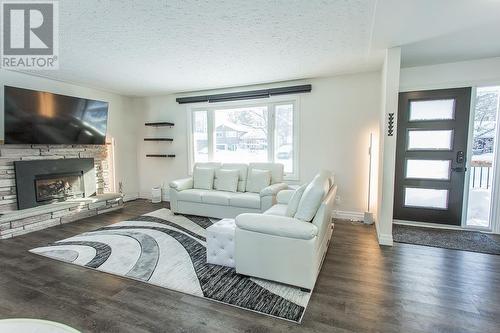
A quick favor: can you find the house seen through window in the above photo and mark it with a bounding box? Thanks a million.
[190,100,297,178]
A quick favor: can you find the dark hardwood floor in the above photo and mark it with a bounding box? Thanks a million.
[0,200,499,333]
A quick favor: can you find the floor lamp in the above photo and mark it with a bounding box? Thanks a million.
[364,133,374,224]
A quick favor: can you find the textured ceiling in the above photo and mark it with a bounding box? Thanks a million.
[24,0,500,96]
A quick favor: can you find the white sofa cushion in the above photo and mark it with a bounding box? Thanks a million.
[214,169,239,192]
[202,191,231,206]
[193,167,215,190]
[246,169,271,193]
[294,171,332,222]
[286,183,307,217]
[194,162,221,170]
[220,163,248,192]
[177,189,210,203]
[229,192,261,209]
[248,163,284,184]
[276,190,295,204]
[259,183,288,197]
[236,213,318,240]
[264,204,288,216]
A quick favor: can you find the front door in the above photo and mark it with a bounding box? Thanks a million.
[394,88,472,225]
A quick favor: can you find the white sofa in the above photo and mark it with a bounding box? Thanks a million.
[235,171,336,291]
[169,162,288,219]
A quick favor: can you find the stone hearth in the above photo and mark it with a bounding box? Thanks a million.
[0,194,123,239]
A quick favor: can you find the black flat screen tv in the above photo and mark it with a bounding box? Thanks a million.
[4,86,109,145]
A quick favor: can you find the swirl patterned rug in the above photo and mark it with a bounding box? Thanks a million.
[30,208,312,323]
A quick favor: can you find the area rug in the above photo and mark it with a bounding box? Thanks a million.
[30,209,311,323]
[393,224,500,255]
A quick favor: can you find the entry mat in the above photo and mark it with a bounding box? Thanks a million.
[393,224,500,255]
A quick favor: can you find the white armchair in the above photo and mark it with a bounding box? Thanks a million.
[235,171,336,291]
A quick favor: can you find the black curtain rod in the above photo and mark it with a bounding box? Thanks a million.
[176,84,311,104]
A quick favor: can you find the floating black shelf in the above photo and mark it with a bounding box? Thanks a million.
[146,154,176,158]
[144,138,173,141]
[145,122,174,127]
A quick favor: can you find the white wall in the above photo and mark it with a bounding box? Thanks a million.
[0,69,140,200]
[400,56,500,92]
[135,71,381,215]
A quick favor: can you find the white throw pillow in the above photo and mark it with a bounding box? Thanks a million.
[286,183,307,217]
[193,167,215,190]
[246,169,271,193]
[294,173,330,222]
[215,169,239,192]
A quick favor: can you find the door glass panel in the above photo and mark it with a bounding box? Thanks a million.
[406,160,451,180]
[409,99,455,121]
[466,86,499,228]
[408,130,453,150]
[405,187,448,209]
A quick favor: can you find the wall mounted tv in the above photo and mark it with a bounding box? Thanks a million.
[4,86,109,145]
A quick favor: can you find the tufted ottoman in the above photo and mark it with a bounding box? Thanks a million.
[206,218,236,267]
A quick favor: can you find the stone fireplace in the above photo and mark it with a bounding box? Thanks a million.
[0,144,113,213]
[0,144,123,240]
[14,158,96,210]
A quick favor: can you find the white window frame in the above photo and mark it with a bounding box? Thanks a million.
[186,95,300,180]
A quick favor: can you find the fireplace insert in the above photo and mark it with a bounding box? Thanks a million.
[14,158,96,210]
[34,172,85,203]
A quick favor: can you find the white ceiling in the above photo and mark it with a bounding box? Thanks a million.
[26,0,500,96]
[371,0,500,68]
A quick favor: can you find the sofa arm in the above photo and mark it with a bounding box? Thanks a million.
[276,190,295,204]
[169,177,193,191]
[236,213,318,240]
[260,183,288,197]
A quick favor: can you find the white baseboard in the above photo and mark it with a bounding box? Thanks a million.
[139,190,170,201]
[332,209,393,245]
[374,221,393,246]
[332,210,364,221]
[378,233,393,246]
[123,192,139,202]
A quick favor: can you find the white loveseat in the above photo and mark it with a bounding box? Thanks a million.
[169,162,288,219]
[235,171,336,291]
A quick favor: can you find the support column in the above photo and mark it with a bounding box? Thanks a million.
[376,48,401,246]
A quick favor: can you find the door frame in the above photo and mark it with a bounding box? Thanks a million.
[396,82,500,235]
[394,88,471,226]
